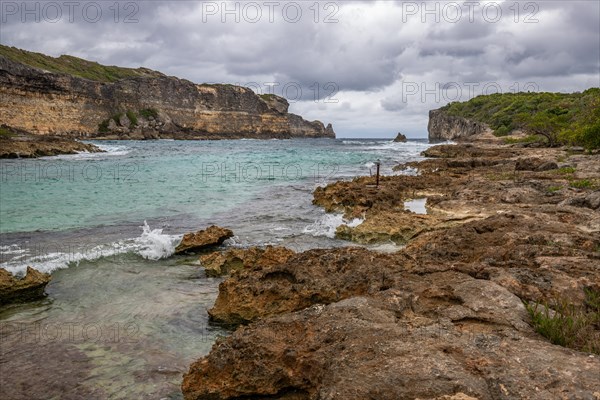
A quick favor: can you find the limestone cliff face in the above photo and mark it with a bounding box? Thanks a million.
[0,56,335,139]
[428,108,487,141]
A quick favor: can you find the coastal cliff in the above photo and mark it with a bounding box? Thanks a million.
[0,46,335,139]
[428,90,600,147]
[428,108,488,141]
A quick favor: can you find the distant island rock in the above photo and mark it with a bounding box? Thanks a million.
[0,45,335,140]
[393,132,407,142]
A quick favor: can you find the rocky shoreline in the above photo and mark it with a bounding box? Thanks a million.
[1,129,598,398]
[0,126,102,158]
[182,131,600,399]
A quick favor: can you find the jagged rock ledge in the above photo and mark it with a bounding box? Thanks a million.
[0,49,335,140]
[0,126,102,158]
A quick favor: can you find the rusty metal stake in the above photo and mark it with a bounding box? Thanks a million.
[375,159,381,188]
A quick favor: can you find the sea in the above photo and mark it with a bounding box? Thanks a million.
[0,138,433,399]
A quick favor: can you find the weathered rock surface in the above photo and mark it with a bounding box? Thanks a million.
[184,272,600,400]
[0,129,101,158]
[421,143,517,159]
[208,247,405,325]
[184,139,600,399]
[563,191,600,210]
[0,48,335,139]
[405,211,600,305]
[428,108,489,141]
[515,157,558,171]
[314,142,600,304]
[199,245,294,277]
[336,209,445,244]
[0,267,52,304]
[174,226,234,255]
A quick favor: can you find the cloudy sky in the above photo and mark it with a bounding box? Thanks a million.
[1,0,599,138]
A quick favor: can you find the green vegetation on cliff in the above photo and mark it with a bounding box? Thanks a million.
[259,93,277,101]
[0,126,14,137]
[98,108,160,133]
[444,89,600,148]
[0,45,161,82]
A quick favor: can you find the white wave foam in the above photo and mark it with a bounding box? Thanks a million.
[365,141,432,151]
[341,140,389,146]
[270,226,290,232]
[391,166,420,176]
[135,221,180,260]
[44,143,131,160]
[0,222,181,276]
[94,143,131,156]
[0,244,28,255]
[342,140,369,145]
[303,214,363,238]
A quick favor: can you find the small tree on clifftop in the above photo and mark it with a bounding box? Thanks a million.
[521,109,570,147]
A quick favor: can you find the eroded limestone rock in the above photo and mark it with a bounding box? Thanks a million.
[0,267,51,304]
[174,226,234,255]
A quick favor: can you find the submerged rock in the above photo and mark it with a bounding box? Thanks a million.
[174,226,234,255]
[0,267,51,304]
[200,245,294,277]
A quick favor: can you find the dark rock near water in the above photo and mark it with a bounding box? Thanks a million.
[0,267,51,304]
[0,126,102,158]
[174,226,234,255]
[393,132,407,142]
[208,247,404,325]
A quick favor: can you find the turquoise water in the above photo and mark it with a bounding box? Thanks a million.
[0,138,432,399]
[1,139,412,234]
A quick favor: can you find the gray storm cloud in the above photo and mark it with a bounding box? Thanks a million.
[1,0,598,137]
